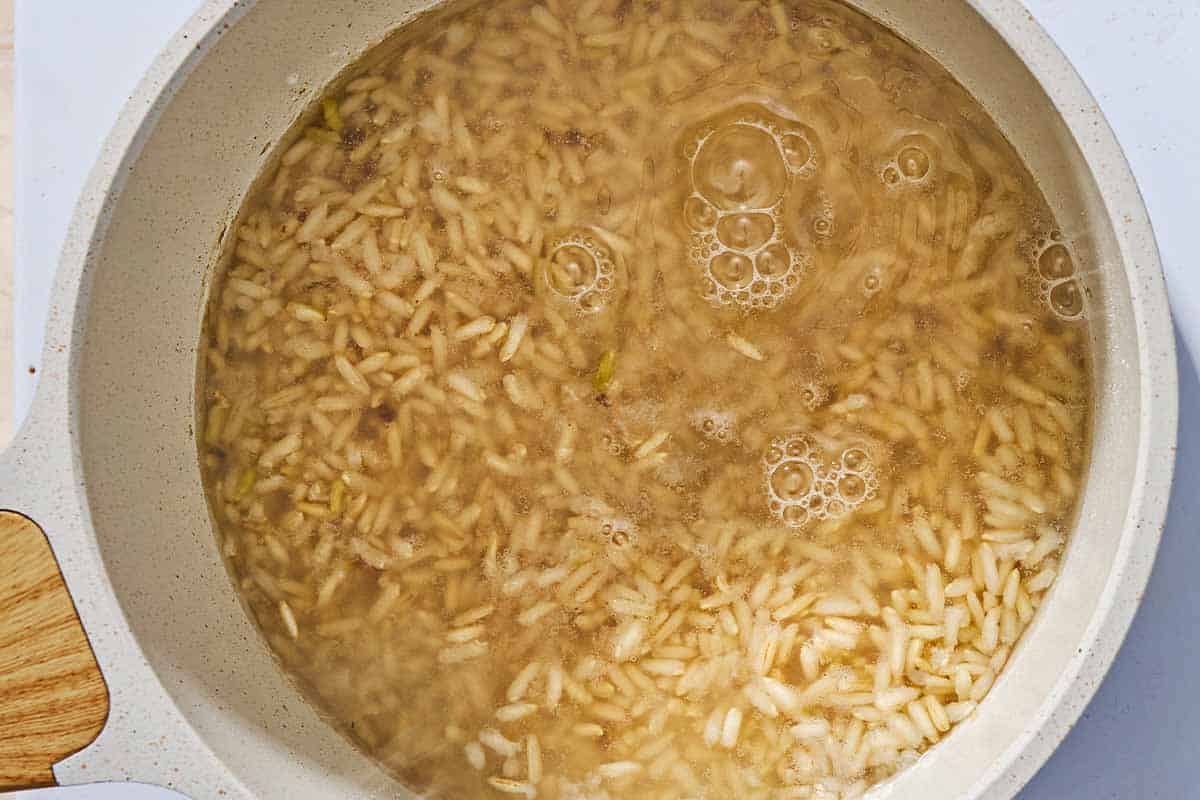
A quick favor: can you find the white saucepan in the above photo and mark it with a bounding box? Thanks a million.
[0,0,1177,798]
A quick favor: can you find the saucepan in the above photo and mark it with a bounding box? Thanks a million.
[0,0,1176,797]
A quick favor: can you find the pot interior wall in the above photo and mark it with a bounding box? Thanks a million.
[74,0,1140,797]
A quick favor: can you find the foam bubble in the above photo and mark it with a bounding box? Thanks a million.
[548,244,599,295]
[782,504,809,526]
[837,473,867,503]
[897,145,930,179]
[718,212,776,251]
[841,447,870,472]
[756,242,792,278]
[1046,278,1084,319]
[693,125,788,211]
[685,195,719,231]
[771,460,814,500]
[780,132,813,171]
[578,291,605,313]
[1037,243,1074,280]
[711,251,755,290]
[785,437,809,458]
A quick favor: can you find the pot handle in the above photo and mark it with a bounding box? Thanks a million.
[0,511,110,791]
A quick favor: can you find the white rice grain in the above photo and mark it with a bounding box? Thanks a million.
[479,727,521,758]
[486,777,536,797]
[279,601,299,639]
[726,332,765,361]
[465,741,486,771]
[526,735,543,784]
[720,707,743,749]
[454,316,497,341]
[496,703,538,722]
[500,314,529,362]
[597,761,643,780]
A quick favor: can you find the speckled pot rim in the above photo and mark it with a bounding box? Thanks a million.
[0,1,1177,797]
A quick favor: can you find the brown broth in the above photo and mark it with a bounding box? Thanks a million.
[198,1,1092,797]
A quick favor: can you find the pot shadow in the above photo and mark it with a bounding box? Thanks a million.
[1022,322,1195,799]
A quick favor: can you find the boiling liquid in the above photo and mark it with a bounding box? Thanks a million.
[199,1,1092,798]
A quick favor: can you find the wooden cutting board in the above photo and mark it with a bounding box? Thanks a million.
[0,511,109,790]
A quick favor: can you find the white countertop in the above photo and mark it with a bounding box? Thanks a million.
[13,1,1200,797]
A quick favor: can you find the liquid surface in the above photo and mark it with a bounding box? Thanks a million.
[199,1,1092,798]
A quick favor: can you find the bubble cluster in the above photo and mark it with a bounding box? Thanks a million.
[881,136,935,189]
[763,433,878,528]
[575,497,640,550]
[543,233,615,314]
[690,408,737,444]
[1035,240,1085,320]
[598,516,638,549]
[797,381,829,411]
[682,106,816,309]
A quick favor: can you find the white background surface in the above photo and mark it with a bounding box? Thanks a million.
[11,1,1200,798]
